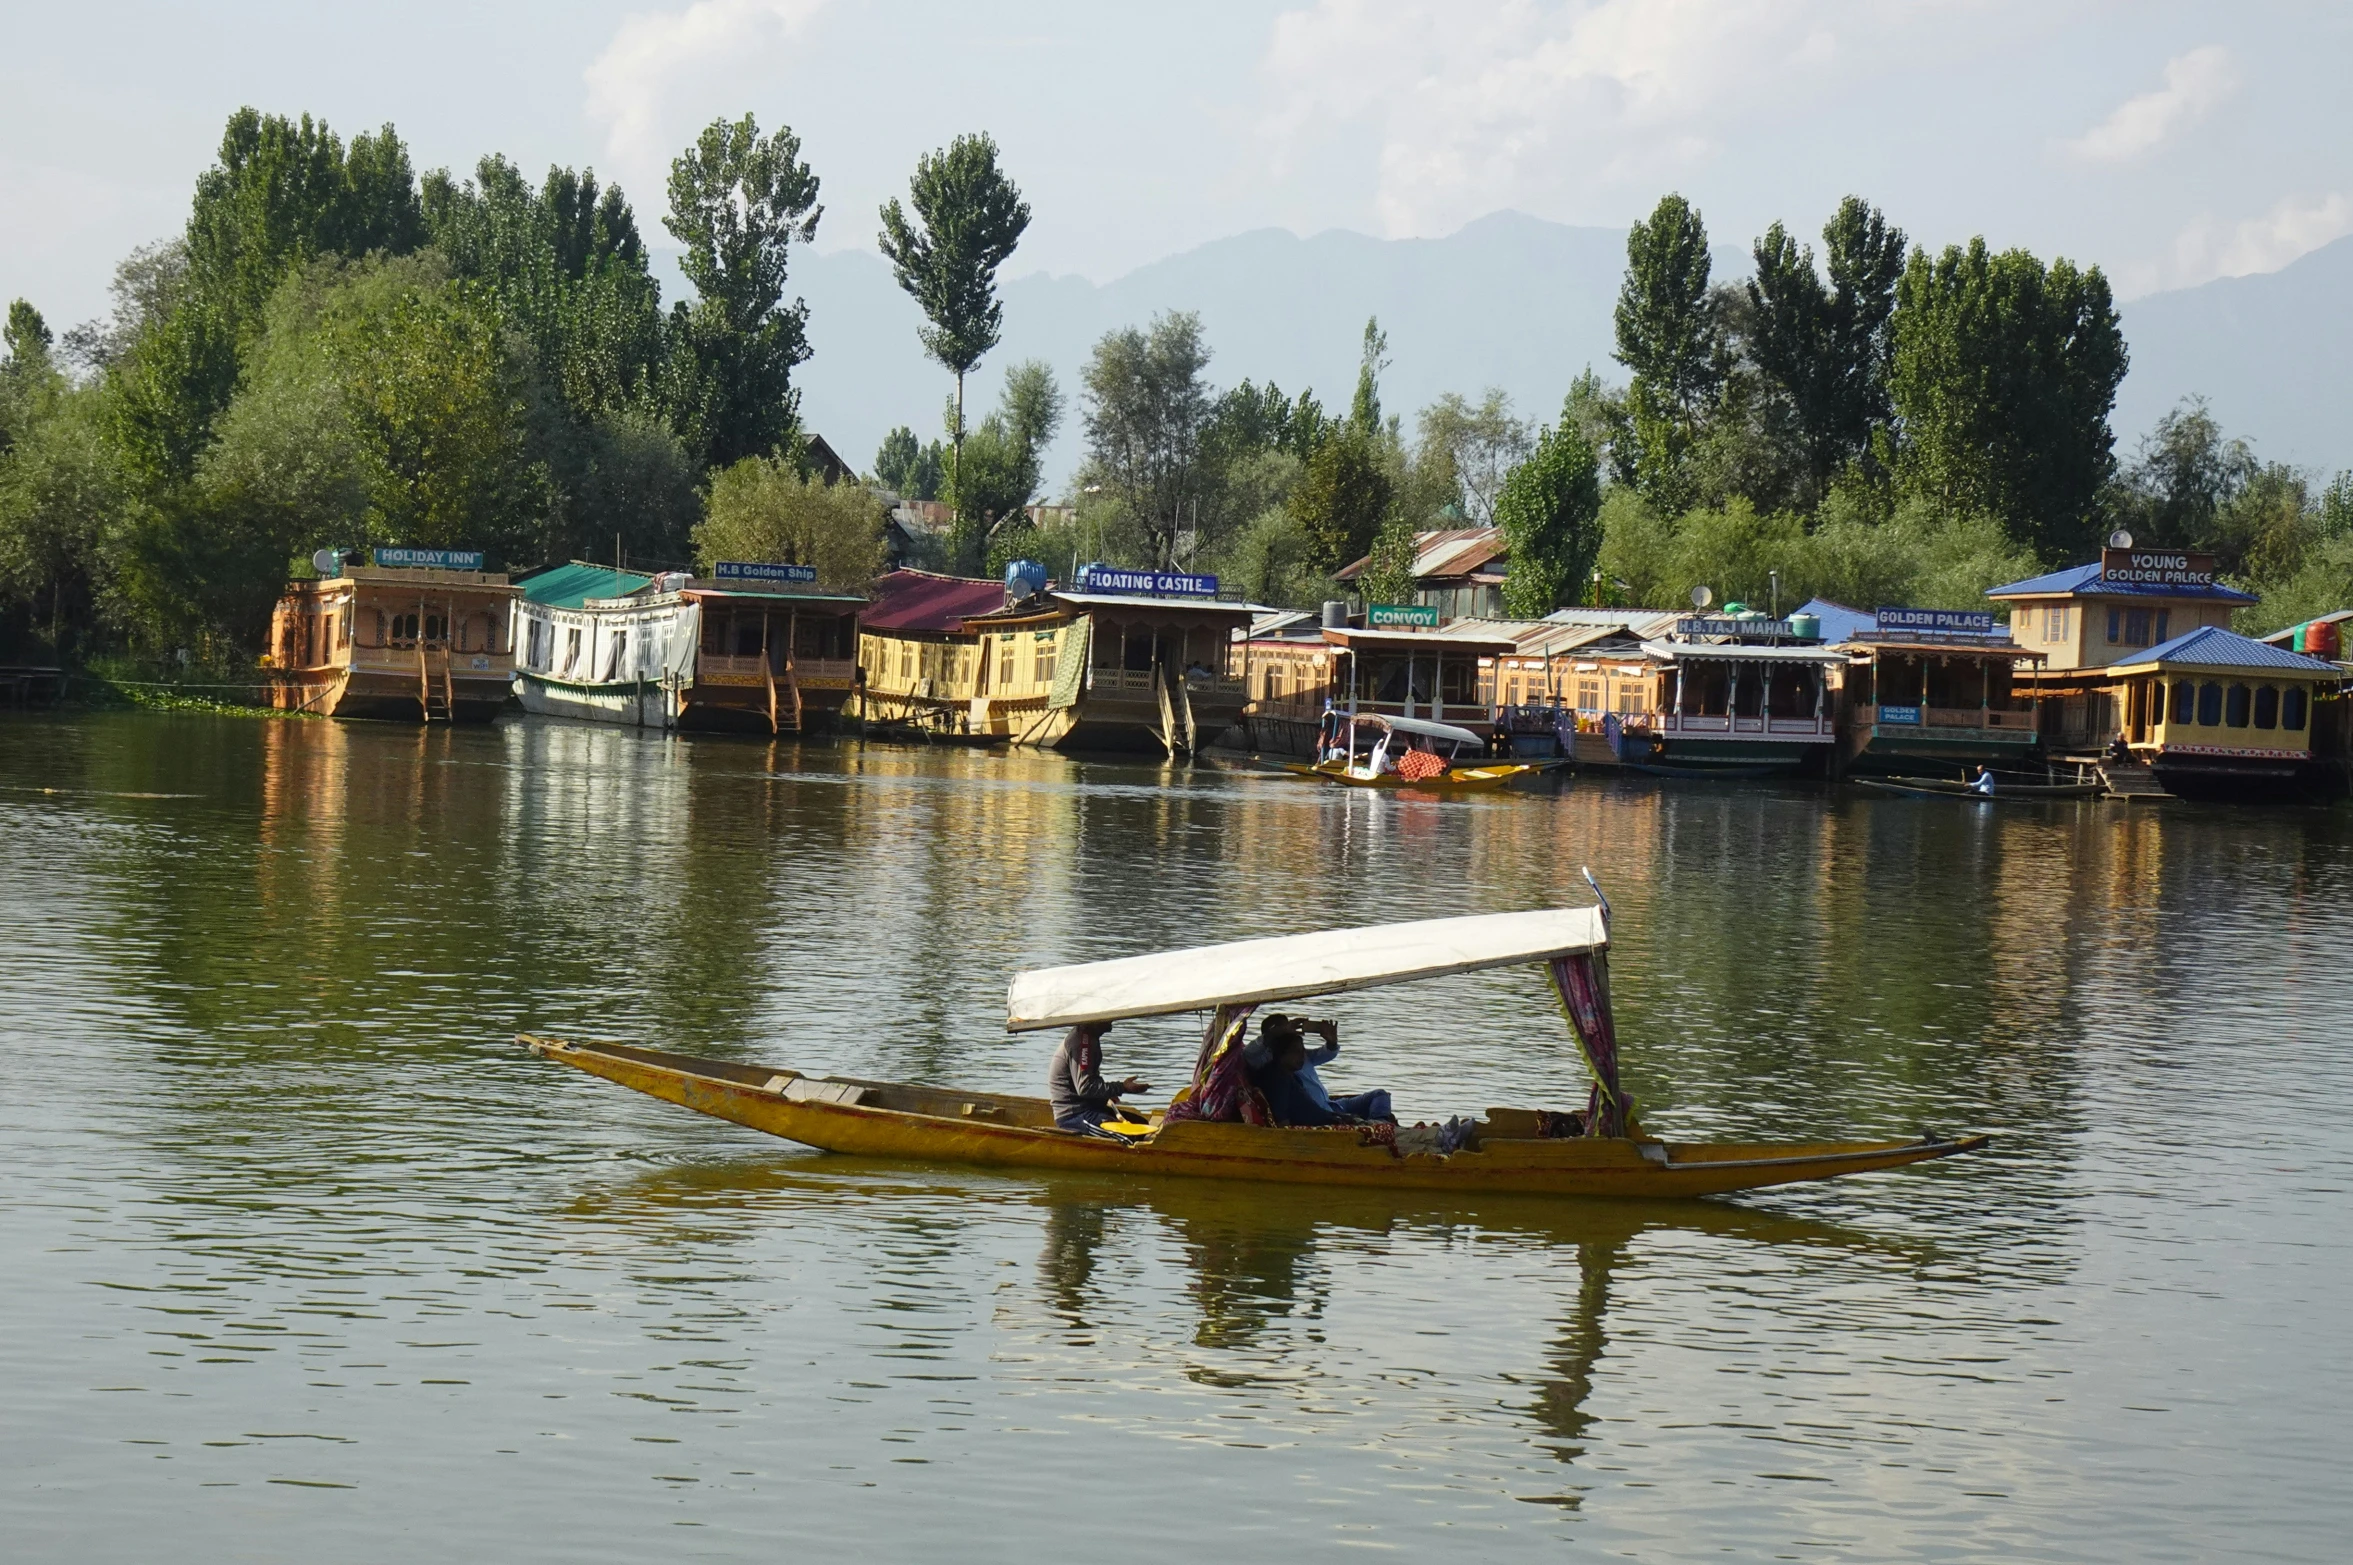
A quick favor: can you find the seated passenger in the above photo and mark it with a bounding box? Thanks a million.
[1248,1016,1395,1127]
[1291,1016,1395,1124]
[1048,1021,1151,1132]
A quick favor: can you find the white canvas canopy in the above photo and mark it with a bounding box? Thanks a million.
[1347,712,1488,748]
[1005,906,1607,1032]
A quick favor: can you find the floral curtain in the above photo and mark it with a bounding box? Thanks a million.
[1547,951,1632,1137]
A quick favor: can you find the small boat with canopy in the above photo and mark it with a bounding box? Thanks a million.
[1281,711,1545,791]
[524,895,1985,1199]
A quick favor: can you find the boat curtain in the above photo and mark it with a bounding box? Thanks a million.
[1547,952,1632,1137]
[1048,618,1090,709]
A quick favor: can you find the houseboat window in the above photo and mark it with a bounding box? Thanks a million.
[2284,687,2309,730]
[2225,683,2251,727]
[478,613,497,654]
[1123,628,1153,672]
[2173,680,2196,723]
[2106,608,2120,644]
[1731,665,1765,718]
[2254,685,2279,729]
[1577,678,1601,711]
[563,627,582,674]
[1682,663,1731,715]
[2154,610,2170,644]
[1619,686,1647,714]
[2149,680,2165,724]
[604,631,629,681]
[2123,608,2153,646]
[1767,665,1814,718]
[734,618,762,657]
[2197,682,2222,725]
[1033,635,1057,684]
[390,612,420,645]
[426,614,447,644]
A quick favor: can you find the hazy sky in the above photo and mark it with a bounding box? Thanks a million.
[5,1,2350,334]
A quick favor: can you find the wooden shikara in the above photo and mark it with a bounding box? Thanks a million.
[522,898,1988,1200]
[521,1036,1986,1198]
[1281,758,1544,792]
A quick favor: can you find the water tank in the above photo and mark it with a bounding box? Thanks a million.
[2307,619,2341,659]
[1321,600,1348,629]
[1004,559,1048,600]
[1787,612,1820,641]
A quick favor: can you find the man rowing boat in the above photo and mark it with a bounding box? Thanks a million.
[1048,1021,1152,1132]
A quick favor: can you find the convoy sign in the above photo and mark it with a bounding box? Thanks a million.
[1075,566,1219,597]
[373,547,484,571]
[1367,603,1439,627]
[2099,549,2217,588]
[1874,607,1997,634]
[715,561,817,584]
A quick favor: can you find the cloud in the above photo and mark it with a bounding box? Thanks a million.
[584,0,831,187]
[1251,1,1978,239]
[2122,192,2353,297]
[2065,45,2236,163]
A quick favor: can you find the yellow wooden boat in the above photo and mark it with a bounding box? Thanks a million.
[527,896,1985,1199]
[1280,712,1546,791]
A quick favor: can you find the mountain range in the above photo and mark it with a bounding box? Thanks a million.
[778,210,2352,496]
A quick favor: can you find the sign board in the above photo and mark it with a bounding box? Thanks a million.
[373,547,484,571]
[1874,607,1996,635]
[1074,565,1219,598]
[1878,704,1922,725]
[1367,603,1439,628]
[1677,616,1808,640]
[2099,549,2217,589]
[715,561,817,584]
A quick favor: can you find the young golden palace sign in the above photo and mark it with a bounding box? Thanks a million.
[2100,548,2217,589]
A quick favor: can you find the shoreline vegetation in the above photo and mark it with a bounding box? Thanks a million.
[5,108,2350,692]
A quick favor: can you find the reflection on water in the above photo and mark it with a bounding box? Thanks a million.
[3,712,2350,1561]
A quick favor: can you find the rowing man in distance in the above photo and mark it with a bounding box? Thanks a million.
[1048,1021,1151,1134]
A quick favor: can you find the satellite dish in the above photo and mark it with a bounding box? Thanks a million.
[312,548,343,577]
[2108,529,2134,550]
[1690,585,1714,610]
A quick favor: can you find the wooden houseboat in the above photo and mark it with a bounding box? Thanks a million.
[1613,615,1843,775]
[850,569,1017,738]
[1799,601,2047,778]
[512,560,864,735]
[1452,613,1677,761]
[1235,608,1344,756]
[2099,627,2344,797]
[1985,544,2256,753]
[1319,625,1518,743]
[264,551,518,721]
[965,576,1258,754]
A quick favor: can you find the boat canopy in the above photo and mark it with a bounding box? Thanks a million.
[1005,906,1607,1032]
[1347,712,1487,748]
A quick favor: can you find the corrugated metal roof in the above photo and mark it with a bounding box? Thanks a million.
[515,562,656,609]
[1639,639,1845,664]
[1985,561,2258,604]
[2111,625,2343,675]
[1795,598,1879,645]
[860,570,1005,633]
[1333,526,1508,583]
[2258,609,2353,647]
[1540,608,1683,632]
[1446,617,1646,657]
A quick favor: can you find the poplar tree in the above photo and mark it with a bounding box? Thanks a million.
[878,135,1031,502]
[1495,409,1603,617]
[1613,195,1719,513]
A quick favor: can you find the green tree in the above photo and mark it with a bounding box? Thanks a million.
[944,360,1064,569]
[1614,195,1719,512]
[1495,409,1603,616]
[874,424,945,500]
[1349,316,1388,433]
[694,454,885,592]
[877,134,1031,498]
[109,110,424,485]
[1357,511,1420,606]
[1289,423,1393,573]
[0,330,117,655]
[1416,389,1530,526]
[1745,197,1906,499]
[1889,238,2127,560]
[1079,312,1214,566]
[2108,396,2256,552]
[663,114,822,469]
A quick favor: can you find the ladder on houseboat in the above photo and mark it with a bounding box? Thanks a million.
[418,645,454,721]
[763,660,803,735]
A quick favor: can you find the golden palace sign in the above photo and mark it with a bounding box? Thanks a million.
[2100,548,2217,589]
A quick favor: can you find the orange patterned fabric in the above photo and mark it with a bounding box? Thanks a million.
[1396,748,1448,781]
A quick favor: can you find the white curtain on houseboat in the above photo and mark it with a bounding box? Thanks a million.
[663,604,701,684]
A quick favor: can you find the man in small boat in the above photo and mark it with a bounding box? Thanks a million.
[1048,1021,1152,1133]
[1250,1016,1395,1127]
[1968,766,1996,796]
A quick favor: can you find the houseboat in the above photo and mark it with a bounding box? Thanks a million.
[1614,614,1842,776]
[964,568,1258,754]
[1452,612,1676,760]
[1800,601,2046,778]
[1319,625,1518,743]
[1985,542,2255,753]
[1235,607,1344,756]
[2099,627,2343,797]
[511,560,865,734]
[264,549,518,721]
[851,569,1018,738]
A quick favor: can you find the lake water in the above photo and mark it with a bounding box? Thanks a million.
[3,712,2348,1562]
